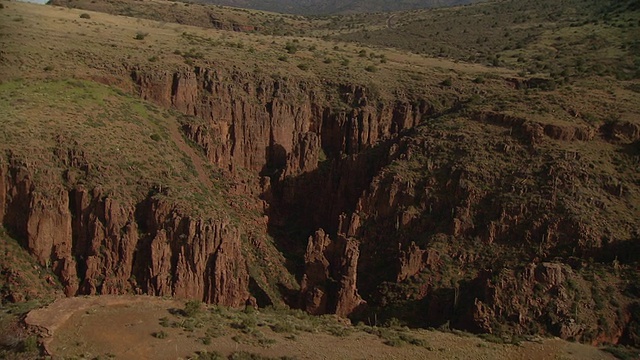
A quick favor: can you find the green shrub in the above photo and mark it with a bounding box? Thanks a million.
[192,350,224,360]
[79,13,91,19]
[297,63,310,71]
[478,333,504,344]
[184,300,202,317]
[285,43,297,54]
[20,336,38,353]
[364,65,378,73]
[271,321,295,333]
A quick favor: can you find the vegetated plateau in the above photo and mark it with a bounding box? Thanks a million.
[0,0,639,358]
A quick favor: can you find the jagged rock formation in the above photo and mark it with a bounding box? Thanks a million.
[2,61,638,347]
[300,222,365,317]
[129,67,435,175]
[2,16,639,351]
[0,155,250,307]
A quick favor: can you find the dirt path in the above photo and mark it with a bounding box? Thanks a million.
[26,296,616,360]
[387,14,397,29]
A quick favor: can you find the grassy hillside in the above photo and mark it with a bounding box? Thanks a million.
[193,0,482,15]
[333,0,640,79]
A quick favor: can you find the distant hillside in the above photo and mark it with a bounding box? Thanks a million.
[197,0,483,15]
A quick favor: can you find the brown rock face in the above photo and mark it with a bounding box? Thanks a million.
[0,162,250,307]
[300,227,366,317]
[130,67,434,177]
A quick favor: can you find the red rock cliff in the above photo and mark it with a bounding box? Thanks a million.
[0,160,250,307]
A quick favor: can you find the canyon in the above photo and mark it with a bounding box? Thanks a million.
[0,0,639,355]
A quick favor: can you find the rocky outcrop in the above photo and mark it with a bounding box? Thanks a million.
[300,226,366,317]
[130,67,435,177]
[0,161,250,307]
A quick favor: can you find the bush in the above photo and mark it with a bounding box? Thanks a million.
[184,300,201,317]
[134,32,148,40]
[441,78,453,86]
[192,350,224,360]
[473,76,485,84]
[20,336,38,353]
[270,321,295,333]
[297,63,310,71]
[79,13,91,19]
[364,65,378,73]
[285,43,297,54]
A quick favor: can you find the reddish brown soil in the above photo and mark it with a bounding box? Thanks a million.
[25,296,616,360]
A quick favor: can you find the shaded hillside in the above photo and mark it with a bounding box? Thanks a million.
[0,0,639,354]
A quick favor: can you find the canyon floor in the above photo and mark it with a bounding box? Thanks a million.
[23,295,615,360]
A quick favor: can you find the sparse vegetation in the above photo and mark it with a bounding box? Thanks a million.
[2,2,640,360]
[134,31,148,40]
[152,330,168,339]
[184,300,202,317]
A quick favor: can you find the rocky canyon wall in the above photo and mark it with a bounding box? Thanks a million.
[3,61,637,347]
[0,159,250,307]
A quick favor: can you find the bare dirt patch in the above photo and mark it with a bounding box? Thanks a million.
[26,296,616,359]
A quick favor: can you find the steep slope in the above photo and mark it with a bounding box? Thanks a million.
[0,0,639,351]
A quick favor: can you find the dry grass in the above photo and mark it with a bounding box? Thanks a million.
[31,296,617,359]
[0,78,230,215]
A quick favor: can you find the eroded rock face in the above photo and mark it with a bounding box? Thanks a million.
[130,67,433,177]
[300,227,366,317]
[3,61,638,348]
[0,163,250,307]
